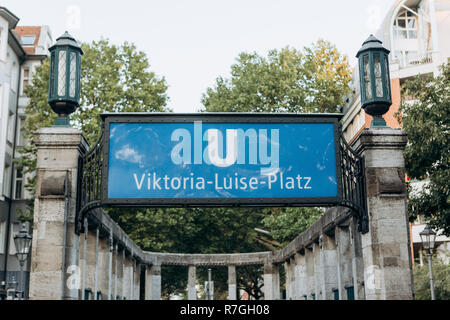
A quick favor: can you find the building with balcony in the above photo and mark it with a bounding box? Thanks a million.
[342,0,450,267]
[0,6,52,299]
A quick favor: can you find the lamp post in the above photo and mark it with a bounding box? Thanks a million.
[419,224,437,300]
[13,224,32,300]
[356,35,392,128]
[48,31,83,127]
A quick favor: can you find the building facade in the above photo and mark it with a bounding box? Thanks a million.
[342,0,450,266]
[0,6,51,299]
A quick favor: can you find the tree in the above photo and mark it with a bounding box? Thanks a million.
[19,39,169,196]
[413,253,450,300]
[397,62,450,235]
[261,207,323,245]
[201,39,352,113]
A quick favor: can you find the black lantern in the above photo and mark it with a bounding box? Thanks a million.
[419,224,437,300]
[48,31,83,127]
[356,35,392,128]
[14,224,32,267]
[420,224,437,252]
[14,224,32,300]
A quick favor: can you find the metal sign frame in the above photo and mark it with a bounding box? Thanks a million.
[75,113,368,235]
[101,113,343,208]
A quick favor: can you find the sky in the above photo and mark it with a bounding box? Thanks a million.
[3,0,395,113]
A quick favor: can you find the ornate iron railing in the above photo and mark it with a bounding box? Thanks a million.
[75,126,104,234]
[337,127,369,233]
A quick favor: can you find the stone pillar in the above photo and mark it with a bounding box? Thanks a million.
[305,247,315,299]
[187,265,197,300]
[263,263,280,300]
[289,257,296,299]
[29,128,87,300]
[134,262,141,300]
[294,251,307,300]
[320,234,338,300]
[284,261,290,300]
[350,217,365,300]
[353,128,413,300]
[98,234,110,299]
[113,244,118,300]
[227,265,237,300]
[335,226,352,300]
[145,264,161,300]
[312,241,321,300]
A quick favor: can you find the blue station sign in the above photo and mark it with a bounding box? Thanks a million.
[102,114,342,206]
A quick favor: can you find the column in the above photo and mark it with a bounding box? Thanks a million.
[227,265,236,300]
[145,264,161,300]
[289,257,296,299]
[305,247,315,300]
[312,241,321,300]
[263,263,280,300]
[295,251,307,300]
[187,265,197,300]
[108,233,113,300]
[320,234,338,300]
[353,128,413,299]
[336,225,353,300]
[134,262,141,300]
[284,261,290,300]
[350,217,365,300]
[29,127,87,300]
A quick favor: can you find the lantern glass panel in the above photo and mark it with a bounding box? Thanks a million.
[50,52,55,97]
[58,50,67,96]
[384,55,390,98]
[374,53,383,97]
[363,55,372,99]
[69,52,77,98]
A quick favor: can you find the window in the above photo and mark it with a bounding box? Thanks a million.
[20,35,36,46]
[22,67,30,95]
[7,111,14,144]
[3,163,11,197]
[11,62,18,91]
[15,168,24,199]
[0,221,6,254]
[393,8,418,39]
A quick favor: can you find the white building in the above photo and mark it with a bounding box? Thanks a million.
[342,0,450,266]
[0,6,52,299]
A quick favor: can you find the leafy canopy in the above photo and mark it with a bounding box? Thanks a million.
[201,39,352,113]
[20,39,169,194]
[397,62,450,235]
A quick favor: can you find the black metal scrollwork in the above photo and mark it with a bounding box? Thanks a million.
[338,126,369,234]
[75,125,104,234]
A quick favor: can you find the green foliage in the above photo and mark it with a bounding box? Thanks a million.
[201,39,352,113]
[398,62,450,235]
[261,207,323,245]
[414,254,450,300]
[19,39,169,196]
